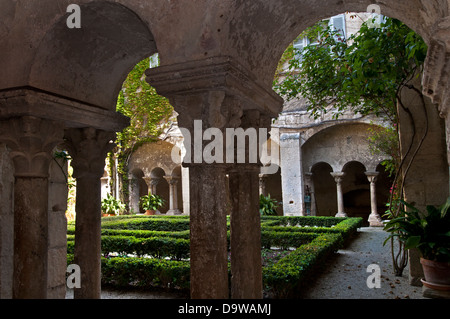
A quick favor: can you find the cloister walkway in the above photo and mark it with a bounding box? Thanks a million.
[300,227,425,299]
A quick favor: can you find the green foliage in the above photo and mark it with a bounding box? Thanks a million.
[101,194,126,216]
[101,256,190,291]
[115,58,174,155]
[259,194,280,216]
[367,124,400,177]
[68,215,361,295]
[101,216,190,232]
[109,57,174,208]
[140,194,165,211]
[274,17,427,122]
[263,233,343,298]
[384,197,450,262]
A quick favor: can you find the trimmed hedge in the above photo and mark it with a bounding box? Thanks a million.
[263,233,343,298]
[100,216,190,232]
[67,215,362,297]
[101,256,190,291]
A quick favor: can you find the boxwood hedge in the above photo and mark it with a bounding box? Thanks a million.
[67,215,362,297]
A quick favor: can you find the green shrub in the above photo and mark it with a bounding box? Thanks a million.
[263,233,343,298]
[66,215,362,295]
[101,216,190,232]
[101,256,190,291]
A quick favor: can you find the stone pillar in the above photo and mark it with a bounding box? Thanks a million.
[188,164,229,298]
[146,56,283,299]
[0,116,63,299]
[0,144,14,299]
[365,172,383,226]
[64,128,115,299]
[331,172,347,217]
[304,172,317,216]
[143,177,159,195]
[164,176,182,215]
[259,173,268,196]
[228,164,262,298]
[280,132,305,216]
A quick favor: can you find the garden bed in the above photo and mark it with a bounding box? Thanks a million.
[67,215,362,297]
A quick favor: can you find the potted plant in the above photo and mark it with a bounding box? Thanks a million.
[259,194,280,216]
[101,194,126,217]
[384,197,450,289]
[140,194,165,215]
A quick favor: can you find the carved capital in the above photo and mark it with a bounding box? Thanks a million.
[164,175,180,185]
[146,56,283,122]
[0,116,64,177]
[365,171,379,183]
[63,128,116,179]
[330,172,345,184]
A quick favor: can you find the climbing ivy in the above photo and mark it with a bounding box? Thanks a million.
[109,57,174,207]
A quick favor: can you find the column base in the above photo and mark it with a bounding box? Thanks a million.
[166,209,182,215]
[368,214,384,227]
[335,212,347,217]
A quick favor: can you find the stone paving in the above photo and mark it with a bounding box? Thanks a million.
[300,227,425,299]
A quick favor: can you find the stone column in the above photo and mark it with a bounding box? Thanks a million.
[331,172,347,217]
[64,128,115,299]
[365,172,383,226]
[164,176,182,215]
[304,172,317,216]
[188,164,229,298]
[259,173,268,196]
[143,177,159,195]
[280,132,305,216]
[0,116,63,299]
[228,164,262,298]
[146,56,283,299]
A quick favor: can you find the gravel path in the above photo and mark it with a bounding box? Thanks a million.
[300,227,424,299]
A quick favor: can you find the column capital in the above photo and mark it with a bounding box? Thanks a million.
[330,172,345,183]
[163,175,180,184]
[365,171,379,183]
[63,127,116,179]
[0,116,64,177]
[146,56,283,120]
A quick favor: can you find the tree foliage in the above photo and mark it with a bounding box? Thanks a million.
[274,17,427,123]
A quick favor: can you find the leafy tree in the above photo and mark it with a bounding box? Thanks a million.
[274,17,427,123]
[273,16,428,276]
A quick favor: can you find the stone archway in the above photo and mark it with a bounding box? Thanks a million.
[311,162,336,216]
[342,161,371,222]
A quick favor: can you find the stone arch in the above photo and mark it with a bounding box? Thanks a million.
[29,1,158,109]
[342,161,371,222]
[310,161,336,216]
[228,1,436,88]
[149,167,169,214]
[303,122,389,174]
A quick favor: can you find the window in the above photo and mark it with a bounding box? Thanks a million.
[293,14,346,61]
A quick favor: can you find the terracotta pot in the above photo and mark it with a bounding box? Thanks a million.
[145,210,156,215]
[420,258,450,286]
